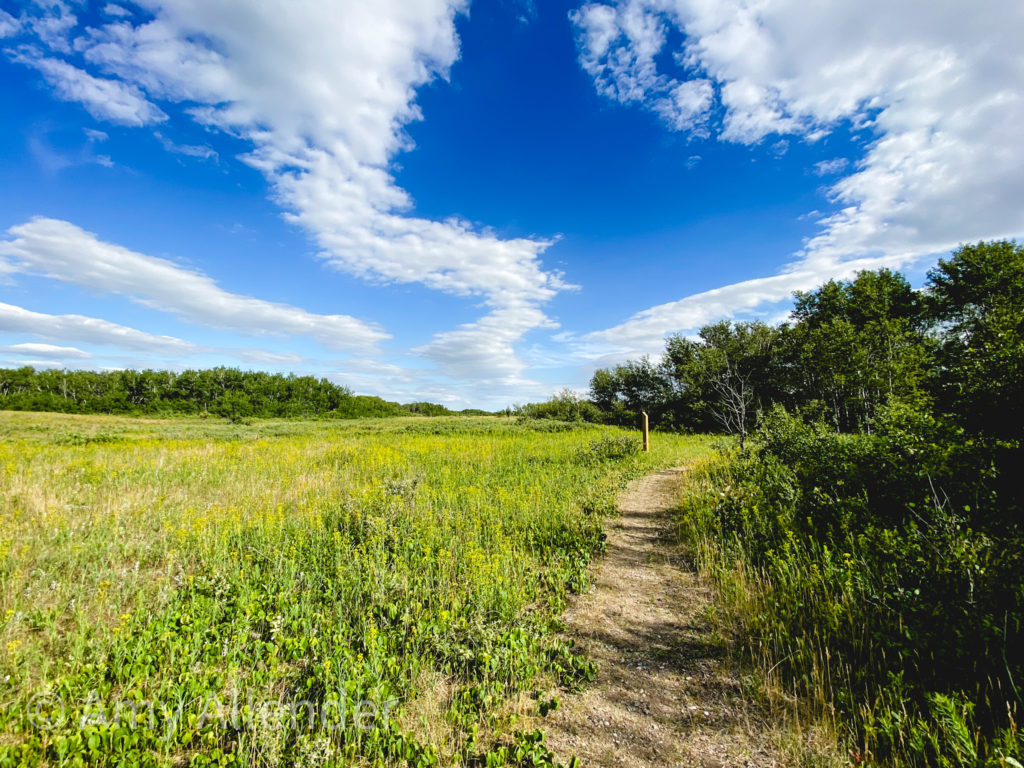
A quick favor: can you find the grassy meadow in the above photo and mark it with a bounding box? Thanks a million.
[0,411,711,767]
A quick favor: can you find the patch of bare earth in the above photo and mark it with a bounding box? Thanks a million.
[542,468,784,768]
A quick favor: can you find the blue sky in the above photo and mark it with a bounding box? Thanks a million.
[1,0,1022,408]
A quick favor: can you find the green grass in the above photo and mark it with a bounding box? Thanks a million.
[674,439,1024,768]
[0,411,711,767]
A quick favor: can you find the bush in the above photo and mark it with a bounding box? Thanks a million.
[574,435,640,464]
[517,390,604,423]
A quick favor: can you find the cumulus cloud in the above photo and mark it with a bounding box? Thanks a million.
[0,217,389,353]
[0,301,198,355]
[574,0,1024,355]
[571,2,713,135]
[655,78,714,133]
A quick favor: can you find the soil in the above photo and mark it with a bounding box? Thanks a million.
[542,467,785,768]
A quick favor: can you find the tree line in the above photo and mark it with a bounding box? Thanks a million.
[529,240,1021,449]
[0,366,486,420]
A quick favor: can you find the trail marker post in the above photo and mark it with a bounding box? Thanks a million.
[641,411,650,452]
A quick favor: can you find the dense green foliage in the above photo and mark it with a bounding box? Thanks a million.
[562,264,935,437]
[663,241,1023,765]
[0,367,476,420]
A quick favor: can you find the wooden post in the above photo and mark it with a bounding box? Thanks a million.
[641,411,650,452]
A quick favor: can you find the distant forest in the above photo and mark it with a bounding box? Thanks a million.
[0,366,489,420]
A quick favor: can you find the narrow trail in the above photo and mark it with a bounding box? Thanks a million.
[543,468,782,768]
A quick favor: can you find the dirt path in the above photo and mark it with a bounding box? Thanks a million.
[543,468,782,768]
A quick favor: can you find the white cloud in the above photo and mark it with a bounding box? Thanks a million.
[571,2,714,134]
[582,253,909,356]
[0,254,15,282]
[0,302,329,371]
[8,49,167,125]
[415,305,557,380]
[236,349,305,365]
[0,217,389,353]
[0,359,67,369]
[0,342,92,359]
[512,0,538,26]
[154,131,217,160]
[655,78,714,133]
[103,4,132,18]
[0,301,199,355]
[328,364,552,410]
[574,0,1024,355]
[0,9,21,38]
[572,2,664,103]
[814,157,848,176]
[24,1,77,52]
[26,129,114,174]
[279,157,568,307]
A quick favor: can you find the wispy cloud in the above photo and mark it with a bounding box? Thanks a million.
[0,301,198,355]
[154,131,217,161]
[8,48,167,126]
[22,1,77,53]
[571,2,714,135]
[236,349,305,365]
[0,301,334,373]
[0,217,390,353]
[26,128,113,175]
[0,342,92,359]
[415,305,557,380]
[814,157,848,176]
[0,9,21,38]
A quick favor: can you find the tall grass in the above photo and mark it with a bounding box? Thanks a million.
[674,411,1023,768]
[0,411,710,767]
